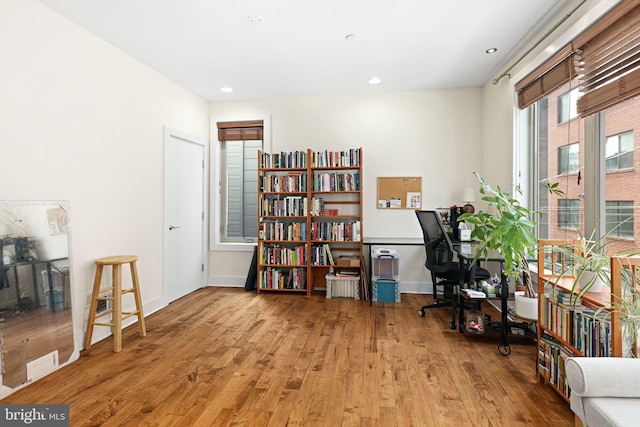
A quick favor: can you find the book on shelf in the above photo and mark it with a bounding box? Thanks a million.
[324,244,334,266]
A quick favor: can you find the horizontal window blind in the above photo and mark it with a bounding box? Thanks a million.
[516,0,640,116]
[575,1,640,116]
[217,120,264,141]
[516,45,577,109]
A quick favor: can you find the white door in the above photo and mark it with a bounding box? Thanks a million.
[164,127,206,303]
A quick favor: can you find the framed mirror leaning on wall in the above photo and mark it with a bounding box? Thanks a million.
[0,201,79,398]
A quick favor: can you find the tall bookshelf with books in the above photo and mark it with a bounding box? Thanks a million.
[536,240,627,402]
[257,148,362,295]
[309,148,362,292]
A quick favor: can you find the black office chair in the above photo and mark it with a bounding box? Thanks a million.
[415,210,490,329]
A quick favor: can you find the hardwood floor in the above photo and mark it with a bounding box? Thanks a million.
[1,287,574,426]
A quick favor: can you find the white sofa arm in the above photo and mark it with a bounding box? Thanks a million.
[565,357,640,397]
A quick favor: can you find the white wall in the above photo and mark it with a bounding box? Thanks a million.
[0,0,209,348]
[209,89,484,291]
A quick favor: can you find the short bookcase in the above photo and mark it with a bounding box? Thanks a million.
[536,239,634,402]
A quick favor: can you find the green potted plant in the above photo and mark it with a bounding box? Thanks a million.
[458,173,538,311]
[552,221,637,302]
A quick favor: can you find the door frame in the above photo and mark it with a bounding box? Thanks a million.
[163,125,208,305]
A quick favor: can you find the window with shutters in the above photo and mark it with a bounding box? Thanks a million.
[210,115,271,249]
[517,0,640,252]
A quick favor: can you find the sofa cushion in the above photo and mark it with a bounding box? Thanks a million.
[583,397,640,427]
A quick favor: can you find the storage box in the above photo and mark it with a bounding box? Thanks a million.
[326,275,360,299]
[45,291,64,311]
[336,256,360,267]
[372,248,399,281]
[373,279,400,302]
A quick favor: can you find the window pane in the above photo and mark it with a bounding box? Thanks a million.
[221,139,263,242]
[242,141,261,238]
[605,136,618,158]
[558,146,569,174]
[603,101,639,251]
[558,143,579,174]
[531,79,639,258]
[620,152,634,169]
[606,201,634,238]
[605,201,620,235]
[568,143,579,172]
[535,81,585,242]
[558,199,579,228]
[621,132,634,152]
[605,131,634,171]
[557,88,579,124]
[620,203,635,238]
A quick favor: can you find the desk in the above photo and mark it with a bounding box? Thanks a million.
[454,244,535,356]
[363,237,423,305]
[1,258,69,312]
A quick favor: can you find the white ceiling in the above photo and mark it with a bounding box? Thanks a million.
[37,0,576,102]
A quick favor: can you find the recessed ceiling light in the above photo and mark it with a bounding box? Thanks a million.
[485,48,498,54]
[368,77,382,85]
[345,34,357,41]
[247,15,264,24]
[220,87,234,93]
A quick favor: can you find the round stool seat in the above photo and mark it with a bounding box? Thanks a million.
[95,255,138,265]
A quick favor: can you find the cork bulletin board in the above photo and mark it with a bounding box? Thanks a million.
[377,177,422,209]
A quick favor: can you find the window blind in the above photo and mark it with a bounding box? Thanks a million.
[516,0,640,116]
[575,1,640,116]
[516,45,577,109]
[217,120,264,141]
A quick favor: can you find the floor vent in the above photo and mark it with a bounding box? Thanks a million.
[27,350,59,383]
[96,295,110,314]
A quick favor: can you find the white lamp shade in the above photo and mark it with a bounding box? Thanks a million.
[462,187,476,203]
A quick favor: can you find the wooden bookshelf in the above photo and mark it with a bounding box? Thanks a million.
[257,148,362,295]
[536,239,632,402]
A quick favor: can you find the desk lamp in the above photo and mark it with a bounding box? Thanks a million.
[462,187,476,213]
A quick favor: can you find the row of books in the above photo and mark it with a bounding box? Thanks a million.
[540,292,612,357]
[259,267,306,290]
[313,172,360,192]
[259,244,307,266]
[538,331,574,399]
[310,198,339,216]
[310,244,333,266]
[260,151,308,169]
[259,221,306,241]
[310,221,361,242]
[311,148,361,168]
[260,173,307,193]
[260,195,307,217]
[309,197,325,216]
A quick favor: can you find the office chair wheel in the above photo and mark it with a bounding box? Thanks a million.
[498,344,511,356]
[418,309,425,317]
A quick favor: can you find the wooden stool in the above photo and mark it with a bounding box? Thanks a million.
[85,255,146,352]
